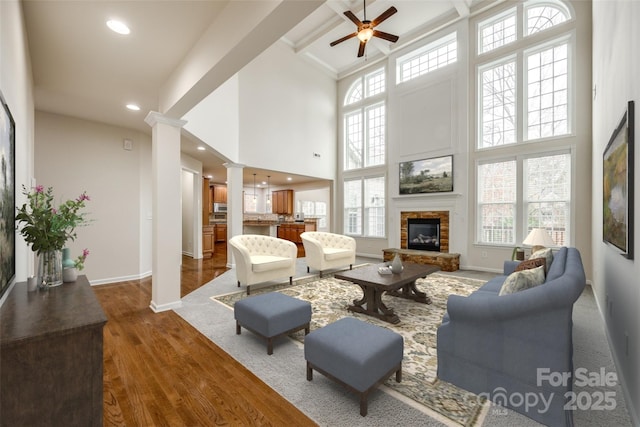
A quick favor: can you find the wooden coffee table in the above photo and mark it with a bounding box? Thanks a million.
[335,263,439,324]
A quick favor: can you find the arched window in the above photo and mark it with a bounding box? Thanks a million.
[344,79,363,106]
[526,2,570,35]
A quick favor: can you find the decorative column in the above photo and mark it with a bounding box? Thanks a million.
[145,112,187,312]
[224,162,244,268]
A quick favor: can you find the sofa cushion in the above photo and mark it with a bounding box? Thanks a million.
[529,248,554,273]
[251,255,293,273]
[546,246,567,282]
[323,248,353,261]
[514,257,546,272]
[478,276,507,294]
[499,265,545,295]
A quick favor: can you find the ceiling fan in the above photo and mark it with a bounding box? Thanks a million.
[330,1,399,58]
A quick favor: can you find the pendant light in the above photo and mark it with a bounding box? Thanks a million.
[266,175,271,206]
[253,173,257,201]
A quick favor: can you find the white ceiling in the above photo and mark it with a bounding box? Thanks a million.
[23,0,487,186]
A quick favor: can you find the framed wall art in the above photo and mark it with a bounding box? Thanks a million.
[603,100,634,259]
[0,90,16,299]
[399,155,453,195]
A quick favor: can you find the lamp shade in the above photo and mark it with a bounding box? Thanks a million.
[523,228,555,248]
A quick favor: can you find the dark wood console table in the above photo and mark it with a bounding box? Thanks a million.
[0,275,107,426]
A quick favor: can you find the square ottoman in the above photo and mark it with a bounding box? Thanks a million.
[304,317,403,416]
[234,292,312,355]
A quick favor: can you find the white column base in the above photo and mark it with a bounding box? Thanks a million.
[149,299,183,313]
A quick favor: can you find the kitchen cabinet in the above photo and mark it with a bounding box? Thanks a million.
[202,178,211,225]
[215,223,227,242]
[0,276,107,426]
[203,225,215,257]
[213,185,227,203]
[272,189,293,215]
[277,222,316,244]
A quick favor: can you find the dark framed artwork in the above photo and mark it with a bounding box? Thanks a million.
[603,100,634,259]
[0,90,16,299]
[399,155,453,194]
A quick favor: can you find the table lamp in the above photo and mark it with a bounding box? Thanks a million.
[523,228,555,253]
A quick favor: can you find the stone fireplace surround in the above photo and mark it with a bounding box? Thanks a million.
[401,211,450,252]
[383,210,459,272]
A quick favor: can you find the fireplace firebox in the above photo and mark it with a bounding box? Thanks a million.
[407,218,440,251]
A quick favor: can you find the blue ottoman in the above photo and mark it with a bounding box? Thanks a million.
[234,292,312,355]
[304,317,403,416]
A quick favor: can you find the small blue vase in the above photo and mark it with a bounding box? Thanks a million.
[62,248,75,269]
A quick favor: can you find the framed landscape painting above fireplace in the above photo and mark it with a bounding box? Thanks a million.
[399,155,453,194]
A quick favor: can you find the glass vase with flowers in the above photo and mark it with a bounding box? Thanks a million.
[15,185,90,289]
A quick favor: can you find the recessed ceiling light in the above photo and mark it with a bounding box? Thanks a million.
[107,19,130,35]
[207,175,213,179]
[197,146,206,151]
[126,103,140,111]
[287,177,292,181]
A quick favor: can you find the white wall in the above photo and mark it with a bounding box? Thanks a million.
[34,111,152,284]
[0,0,35,305]
[592,1,640,423]
[182,75,239,162]
[238,41,337,181]
[181,170,194,256]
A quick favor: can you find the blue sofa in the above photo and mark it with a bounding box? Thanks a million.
[437,247,586,427]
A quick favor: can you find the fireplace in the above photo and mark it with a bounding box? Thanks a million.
[400,211,449,252]
[407,218,440,251]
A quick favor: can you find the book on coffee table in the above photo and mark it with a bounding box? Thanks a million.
[377,266,393,275]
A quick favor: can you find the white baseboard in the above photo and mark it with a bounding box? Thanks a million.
[89,271,152,286]
[150,299,182,313]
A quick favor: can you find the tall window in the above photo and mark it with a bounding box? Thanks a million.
[344,177,385,237]
[526,41,569,139]
[475,0,573,246]
[342,67,387,238]
[480,58,516,148]
[477,153,571,245]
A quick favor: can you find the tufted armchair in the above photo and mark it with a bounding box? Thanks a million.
[229,235,297,295]
[301,231,356,277]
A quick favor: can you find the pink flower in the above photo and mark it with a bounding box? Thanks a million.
[76,192,90,202]
[51,208,57,214]
[82,248,90,257]
[35,185,44,193]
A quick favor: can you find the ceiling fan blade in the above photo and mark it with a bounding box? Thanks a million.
[330,32,358,47]
[373,30,399,43]
[371,6,397,27]
[357,40,367,57]
[344,10,363,27]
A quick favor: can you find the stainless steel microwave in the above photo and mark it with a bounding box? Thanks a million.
[213,203,227,212]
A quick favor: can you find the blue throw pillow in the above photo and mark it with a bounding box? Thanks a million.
[499,265,546,295]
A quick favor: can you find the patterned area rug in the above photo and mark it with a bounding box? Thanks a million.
[213,272,486,426]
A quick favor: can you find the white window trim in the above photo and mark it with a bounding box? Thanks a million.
[395,32,457,85]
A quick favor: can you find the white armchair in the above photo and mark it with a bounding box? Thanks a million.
[229,235,297,295]
[301,231,356,277]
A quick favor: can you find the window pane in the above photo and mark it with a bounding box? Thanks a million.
[344,79,363,105]
[344,180,362,235]
[344,111,363,170]
[364,177,385,237]
[526,44,569,140]
[478,161,516,244]
[480,60,516,148]
[397,33,457,83]
[479,10,516,54]
[366,68,385,97]
[527,5,568,36]
[525,153,570,244]
[366,104,385,167]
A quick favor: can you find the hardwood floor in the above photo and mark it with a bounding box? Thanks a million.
[95,242,316,426]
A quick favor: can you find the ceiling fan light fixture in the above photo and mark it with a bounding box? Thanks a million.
[357,27,373,42]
